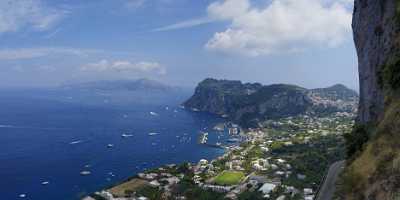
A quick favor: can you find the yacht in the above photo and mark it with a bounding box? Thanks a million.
[121,134,133,138]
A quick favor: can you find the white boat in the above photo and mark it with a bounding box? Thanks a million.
[148,132,160,136]
[69,140,83,145]
[121,134,133,138]
[80,171,91,176]
[107,144,114,148]
[150,112,159,116]
[19,194,26,198]
[41,181,49,185]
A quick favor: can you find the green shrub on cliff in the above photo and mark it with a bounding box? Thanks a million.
[344,124,370,158]
[378,57,400,90]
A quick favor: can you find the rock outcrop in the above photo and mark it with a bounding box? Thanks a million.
[184,78,358,127]
[341,1,400,199]
[352,0,398,124]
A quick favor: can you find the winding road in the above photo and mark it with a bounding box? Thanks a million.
[316,160,346,200]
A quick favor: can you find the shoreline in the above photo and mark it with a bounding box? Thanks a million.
[85,112,352,200]
[84,124,245,200]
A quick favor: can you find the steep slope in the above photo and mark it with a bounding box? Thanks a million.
[184,79,358,127]
[340,0,400,199]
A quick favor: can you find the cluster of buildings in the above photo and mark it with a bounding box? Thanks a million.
[85,112,354,200]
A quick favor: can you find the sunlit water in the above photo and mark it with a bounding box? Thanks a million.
[0,90,229,200]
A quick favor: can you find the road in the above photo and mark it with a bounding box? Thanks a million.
[316,160,345,200]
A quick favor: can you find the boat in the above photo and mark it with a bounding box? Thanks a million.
[148,132,160,136]
[107,144,114,148]
[121,134,133,138]
[41,181,49,185]
[19,194,26,198]
[150,112,159,116]
[80,171,91,176]
[69,140,83,145]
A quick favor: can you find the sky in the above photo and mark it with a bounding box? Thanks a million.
[0,0,359,90]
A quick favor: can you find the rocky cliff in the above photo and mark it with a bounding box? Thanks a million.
[341,0,400,199]
[184,78,358,127]
[352,0,398,124]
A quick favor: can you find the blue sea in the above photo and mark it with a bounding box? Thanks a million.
[0,88,229,200]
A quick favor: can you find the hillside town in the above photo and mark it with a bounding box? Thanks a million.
[84,110,354,200]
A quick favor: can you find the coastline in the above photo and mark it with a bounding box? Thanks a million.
[85,112,353,200]
[84,123,244,200]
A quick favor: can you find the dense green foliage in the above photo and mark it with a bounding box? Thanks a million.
[135,186,163,200]
[378,57,400,90]
[396,0,400,23]
[272,134,345,189]
[237,190,265,200]
[172,172,226,200]
[344,124,370,158]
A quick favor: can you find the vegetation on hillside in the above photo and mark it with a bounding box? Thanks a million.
[339,99,400,199]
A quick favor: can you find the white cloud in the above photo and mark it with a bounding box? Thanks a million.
[0,0,67,34]
[207,0,250,20]
[81,60,166,75]
[0,48,100,60]
[205,0,353,56]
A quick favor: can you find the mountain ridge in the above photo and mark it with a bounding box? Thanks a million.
[183,78,358,127]
[61,79,176,92]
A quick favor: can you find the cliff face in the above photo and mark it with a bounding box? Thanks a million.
[353,0,398,124]
[184,79,358,127]
[342,1,400,199]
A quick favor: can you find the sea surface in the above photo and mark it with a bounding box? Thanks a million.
[0,89,230,200]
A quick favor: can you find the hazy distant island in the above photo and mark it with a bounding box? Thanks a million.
[61,79,177,92]
[84,78,357,200]
[33,79,192,106]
